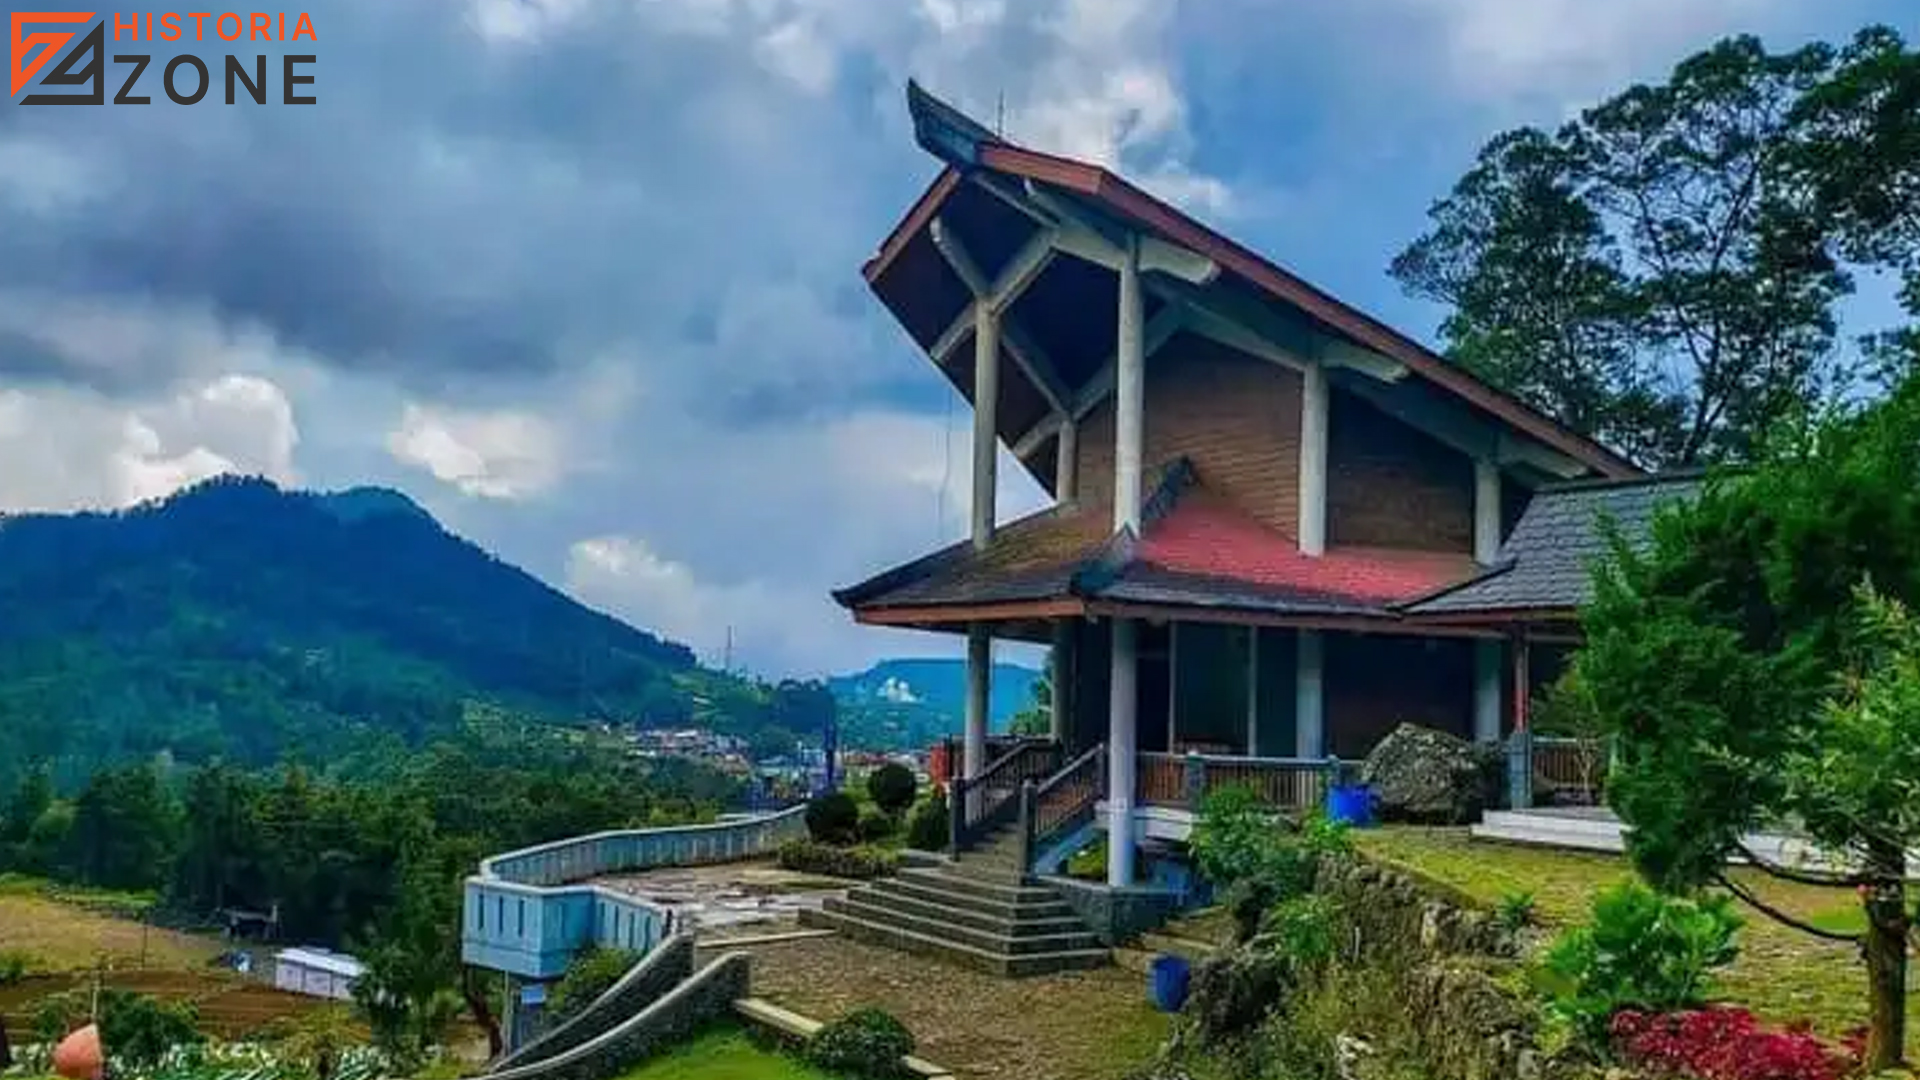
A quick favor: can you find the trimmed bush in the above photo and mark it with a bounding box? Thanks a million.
[548,945,639,1025]
[865,763,917,816]
[905,789,948,851]
[777,840,900,880]
[807,1007,915,1079]
[857,807,896,843]
[804,791,860,845]
[1538,880,1742,1043]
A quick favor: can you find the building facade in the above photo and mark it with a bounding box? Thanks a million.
[834,83,1652,886]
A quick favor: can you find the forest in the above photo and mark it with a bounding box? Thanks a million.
[0,475,836,796]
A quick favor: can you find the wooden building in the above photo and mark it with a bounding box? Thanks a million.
[831,83,1667,892]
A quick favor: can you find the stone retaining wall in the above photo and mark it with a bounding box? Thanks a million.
[480,953,753,1080]
[487,936,695,1074]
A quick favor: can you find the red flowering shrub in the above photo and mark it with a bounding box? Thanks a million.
[1610,1008,1860,1080]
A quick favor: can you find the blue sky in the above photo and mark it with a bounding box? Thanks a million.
[0,0,1909,677]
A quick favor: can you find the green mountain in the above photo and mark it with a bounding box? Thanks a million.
[0,476,784,791]
[828,658,1042,750]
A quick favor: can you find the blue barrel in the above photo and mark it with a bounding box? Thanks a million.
[1326,783,1375,827]
[1149,954,1191,1012]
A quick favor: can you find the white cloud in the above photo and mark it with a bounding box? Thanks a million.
[1395,0,1809,111]
[0,374,301,513]
[386,403,564,500]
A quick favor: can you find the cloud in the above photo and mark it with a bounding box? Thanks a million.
[0,373,300,513]
[387,403,565,501]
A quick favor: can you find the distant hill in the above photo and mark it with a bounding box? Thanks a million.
[829,658,1042,750]
[0,476,777,790]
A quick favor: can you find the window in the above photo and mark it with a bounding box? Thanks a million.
[517,899,526,937]
[477,898,485,931]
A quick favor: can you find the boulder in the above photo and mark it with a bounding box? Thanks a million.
[1360,724,1500,824]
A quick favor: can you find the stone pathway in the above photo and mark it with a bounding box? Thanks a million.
[699,935,1168,1080]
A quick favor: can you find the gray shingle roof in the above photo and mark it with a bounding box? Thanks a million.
[1403,474,1704,616]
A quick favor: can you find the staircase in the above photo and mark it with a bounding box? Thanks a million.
[801,824,1110,977]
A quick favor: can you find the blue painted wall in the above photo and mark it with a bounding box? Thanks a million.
[461,806,807,979]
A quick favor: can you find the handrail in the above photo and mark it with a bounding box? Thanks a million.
[949,738,1062,853]
[1135,752,1337,813]
[1034,742,1106,799]
[1019,742,1107,874]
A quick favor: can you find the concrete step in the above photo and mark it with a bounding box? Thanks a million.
[872,877,1076,922]
[825,895,1101,956]
[800,908,1108,978]
[897,867,1059,907]
[857,884,1087,937]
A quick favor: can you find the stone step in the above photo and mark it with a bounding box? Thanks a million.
[871,877,1076,922]
[854,883,1088,937]
[800,908,1108,978]
[824,895,1101,956]
[897,867,1059,907]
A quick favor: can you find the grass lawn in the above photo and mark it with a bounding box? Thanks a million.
[0,876,221,973]
[1354,827,1908,1038]
[612,1029,843,1080]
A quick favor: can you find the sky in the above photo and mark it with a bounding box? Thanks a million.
[0,0,1908,679]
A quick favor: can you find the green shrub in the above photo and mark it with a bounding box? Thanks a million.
[856,807,897,844]
[1192,788,1351,942]
[804,791,861,846]
[865,764,917,816]
[777,840,900,880]
[548,946,638,1025]
[1253,894,1341,972]
[807,1007,915,1078]
[1495,890,1537,934]
[1537,880,1742,1042]
[905,789,948,851]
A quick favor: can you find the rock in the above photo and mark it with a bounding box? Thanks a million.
[1360,724,1499,823]
[1334,1033,1374,1080]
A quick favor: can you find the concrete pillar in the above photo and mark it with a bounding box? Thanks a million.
[1245,627,1260,756]
[1474,459,1502,564]
[1298,364,1329,555]
[1055,419,1078,505]
[1114,233,1144,532]
[972,304,999,551]
[1049,621,1072,743]
[1474,639,1502,743]
[1107,618,1138,886]
[1508,634,1533,808]
[1295,629,1324,758]
[964,625,991,783]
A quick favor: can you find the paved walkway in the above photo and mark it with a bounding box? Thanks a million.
[593,860,848,935]
[699,935,1168,1080]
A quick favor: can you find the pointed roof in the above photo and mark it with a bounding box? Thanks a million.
[861,82,1640,485]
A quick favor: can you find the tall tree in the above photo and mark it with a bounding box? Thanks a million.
[1575,377,1920,1068]
[1395,35,1855,467]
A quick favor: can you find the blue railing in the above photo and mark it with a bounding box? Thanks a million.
[462,806,808,979]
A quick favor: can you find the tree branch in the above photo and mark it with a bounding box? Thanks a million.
[1716,872,1863,944]
[1733,842,1867,888]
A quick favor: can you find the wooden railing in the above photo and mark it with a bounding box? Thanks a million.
[1017,743,1107,872]
[1533,736,1607,805]
[948,738,1063,853]
[1136,752,1337,813]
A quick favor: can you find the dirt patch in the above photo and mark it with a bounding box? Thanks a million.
[701,936,1168,1080]
[0,893,222,973]
[0,970,331,1041]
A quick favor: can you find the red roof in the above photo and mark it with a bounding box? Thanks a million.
[1134,490,1477,606]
